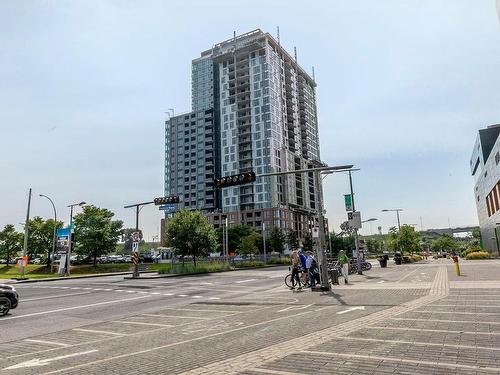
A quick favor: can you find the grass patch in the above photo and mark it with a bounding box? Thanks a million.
[157,262,231,275]
[0,263,134,279]
[69,263,132,274]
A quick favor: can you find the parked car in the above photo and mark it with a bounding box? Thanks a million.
[0,284,19,316]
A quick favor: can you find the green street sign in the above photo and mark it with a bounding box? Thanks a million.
[344,194,352,212]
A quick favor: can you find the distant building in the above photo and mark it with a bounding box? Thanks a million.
[164,29,326,241]
[470,124,500,254]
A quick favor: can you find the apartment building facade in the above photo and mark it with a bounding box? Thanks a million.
[165,29,325,241]
[470,124,500,254]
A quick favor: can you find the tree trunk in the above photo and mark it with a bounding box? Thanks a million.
[93,253,97,266]
[193,255,197,267]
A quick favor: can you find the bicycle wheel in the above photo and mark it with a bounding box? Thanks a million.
[284,274,293,288]
[363,262,372,271]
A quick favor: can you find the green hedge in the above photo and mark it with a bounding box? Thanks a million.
[157,262,231,275]
[465,251,490,260]
[235,261,265,268]
[267,257,290,265]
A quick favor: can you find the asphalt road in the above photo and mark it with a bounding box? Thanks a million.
[1,259,499,374]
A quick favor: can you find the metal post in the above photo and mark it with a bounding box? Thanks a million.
[67,205,74,276]
[39,194,57,270]
[263,222,267,263]
[494,226,500,258]
[349,171,362,275]
[314,170,330,291]
[225,217,229,262]
[21,188,32,278]
[396,210,401,230]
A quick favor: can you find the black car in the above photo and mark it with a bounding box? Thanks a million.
[0,284,19,316]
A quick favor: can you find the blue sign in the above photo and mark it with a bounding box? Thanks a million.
[56,227,71,237]
[159,204,177,213]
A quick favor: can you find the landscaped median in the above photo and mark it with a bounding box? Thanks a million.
[157,258,289,275]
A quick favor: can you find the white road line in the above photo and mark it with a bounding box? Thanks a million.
[72,328,125,336]
[368,325,500,336]
[111,321,174,327]
[40,305,335,375]
[236,279,256,284]
[376,280,385,284]
[4,350,98,370]
[0,295,151,321]
[337,306,365,315]
[151,292,161,295]
[163,293,174,296]
[125,290,135,293]
[247,368,303,375]
[191,295,203,299]
[277,304,313,313]
[178,294,188,297]
[142,314,209,320]
[22,292,91,302]
[24,339,70,347]
[166,308,238,313]
[414,310,500,316]
[208,297,220,300]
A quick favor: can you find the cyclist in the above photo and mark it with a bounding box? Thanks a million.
[289,251,302,290]
[298,249,308,285]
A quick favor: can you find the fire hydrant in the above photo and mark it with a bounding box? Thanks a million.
[451,254,460,276]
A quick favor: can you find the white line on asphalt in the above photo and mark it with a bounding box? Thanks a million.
[277,304,312,313]
[72,328,125,336]
[4,350,98,370]
[163,293,174,296]
[191,295,203,299]
[125,290,135,293]
[301,350,500,373]
[208,297,220,300]
[39,305,337,375]
[21,292,91,302]
[24,339,70,347]
[376,280,385,284]
[0,295,152,321]
[141,314,209,320]
[235,279,256,283]
[166,308,238,313]
[111,321,174,327]
[151,292,161,295]
[337,306,365,315]
[430,304,500,308]
[178,294,188,297]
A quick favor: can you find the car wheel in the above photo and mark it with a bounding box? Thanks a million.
[0,296,11,316]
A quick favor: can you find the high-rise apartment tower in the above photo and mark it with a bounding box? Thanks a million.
[165,29,325,241]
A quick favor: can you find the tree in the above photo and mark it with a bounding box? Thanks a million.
[216,225,255,255]
[0,225,23,264]
[26,217,63,262]
[285,229,299,251]
[73,206,123,266]
[238,232,260,256]
[303,232,314,253]
[366,238,382,253]
[166,209,217,266]
[390,225,421,254]
[268,227,285,253]
[431,234,459,253]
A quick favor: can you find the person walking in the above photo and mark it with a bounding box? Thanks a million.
[339,250,349,284]
[289,251,302,290]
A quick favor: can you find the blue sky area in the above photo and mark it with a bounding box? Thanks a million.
[1,1,499,239]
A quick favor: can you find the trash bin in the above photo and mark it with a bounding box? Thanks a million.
[394,252,402,265]
[329,268,339,285]
[378,257,388,268]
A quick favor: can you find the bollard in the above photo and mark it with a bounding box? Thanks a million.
[452,254,460,276]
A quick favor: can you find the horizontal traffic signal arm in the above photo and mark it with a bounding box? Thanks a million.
[154,196,180,205]
[213,171,256,189]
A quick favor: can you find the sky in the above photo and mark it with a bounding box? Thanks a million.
[1,0,499,240]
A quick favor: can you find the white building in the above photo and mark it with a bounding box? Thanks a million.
[470,124,500,254]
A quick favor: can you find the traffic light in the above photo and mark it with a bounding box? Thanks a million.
[154,196,180,205]
[213,171,256,188]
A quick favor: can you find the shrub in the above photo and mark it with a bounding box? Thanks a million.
[235,261,265,268]
[157,262,230,275]
[461,246,482,258]
[411,254,423,262]
[267,257,290,265]
[465,251,490,260]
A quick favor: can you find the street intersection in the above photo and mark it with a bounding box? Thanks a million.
[1,259,500,374]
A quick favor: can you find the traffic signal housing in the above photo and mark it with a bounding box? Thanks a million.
[154,196,180,205]
[213,171,256,189]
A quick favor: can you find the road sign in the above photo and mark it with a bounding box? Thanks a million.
[132,241,139,252]
[312,227,319,238]
[348,211,362,229]
[344,194,352,212]
[159,204,177,213]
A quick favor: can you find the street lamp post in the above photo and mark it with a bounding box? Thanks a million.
[495,223,500,258]
[67,201,86,276]
[262,222,267,263]
[39,194,57,270]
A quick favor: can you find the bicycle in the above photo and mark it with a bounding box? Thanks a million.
[284,267,310,288]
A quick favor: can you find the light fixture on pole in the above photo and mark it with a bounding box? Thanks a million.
[66,201,86,276]
[381,209,403,230]
[39,194,57,270]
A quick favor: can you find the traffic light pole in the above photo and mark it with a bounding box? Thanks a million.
[348,170,362,275]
